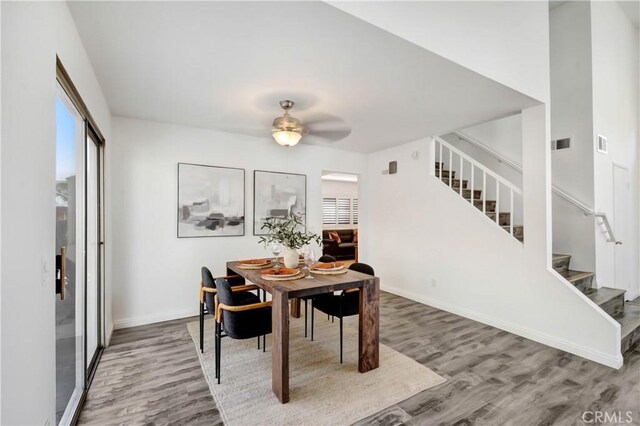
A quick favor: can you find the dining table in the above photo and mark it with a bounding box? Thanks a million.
[226,259,380,404]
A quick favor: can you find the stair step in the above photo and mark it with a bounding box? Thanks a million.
[441,177,467,189]
[435,162,442,170]
[615,303,640,353]
[462,189,482,199]
[436,169,456,179]
[486,212,511,226]
[473,199,496,212]
[501,225,524,241]
[558,269,595,293]
[552,254,571,273]
[584,287,626,317]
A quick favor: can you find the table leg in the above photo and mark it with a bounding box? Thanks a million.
[272,290,289,403]
[290,297,301,318]
[358,277,380,373]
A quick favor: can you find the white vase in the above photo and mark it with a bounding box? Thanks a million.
[283,247,299,268]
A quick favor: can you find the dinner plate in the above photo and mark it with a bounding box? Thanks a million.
[238,258,271,266]
[261,268,300,278]
[312,265,344,272]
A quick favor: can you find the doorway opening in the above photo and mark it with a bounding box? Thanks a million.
[321,172,359,263]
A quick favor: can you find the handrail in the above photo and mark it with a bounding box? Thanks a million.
[594,213,621,244]
[454,131,523,172]
[435,136,522,194]
[450,131,621,244]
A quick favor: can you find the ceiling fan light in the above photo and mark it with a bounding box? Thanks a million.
[273,130,302,147]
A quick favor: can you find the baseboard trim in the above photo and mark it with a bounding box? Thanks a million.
[381,284,623,369]
[114,308,199,330]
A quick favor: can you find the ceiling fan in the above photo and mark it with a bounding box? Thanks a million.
[270,100,351,147]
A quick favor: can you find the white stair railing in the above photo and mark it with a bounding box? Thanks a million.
[434,136,523,241]
[452,131,620,244]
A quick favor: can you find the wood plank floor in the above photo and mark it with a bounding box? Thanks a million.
[78,292,640,425]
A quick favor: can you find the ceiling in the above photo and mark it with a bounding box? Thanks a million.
[68,1,538,153]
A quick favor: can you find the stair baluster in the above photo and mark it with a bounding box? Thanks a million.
[433,136,523,243]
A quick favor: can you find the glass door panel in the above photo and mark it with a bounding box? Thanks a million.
[55,84,86,425]
[86,131,101,374]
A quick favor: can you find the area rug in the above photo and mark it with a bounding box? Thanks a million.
[187,314,445,426]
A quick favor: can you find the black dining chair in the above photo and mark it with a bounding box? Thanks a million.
[199,266,261,353]
[301,255,336,338]
[310,262,375,363]
[214,278,272,384]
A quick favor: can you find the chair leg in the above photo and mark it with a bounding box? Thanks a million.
[340,316,344,364]
[304,299,308,338]
[263,335,266,352]
[257,336,261,350]
[339,302,343,364]
[199,302,204,353]
[214,322,220,381]
[311,299,315,342]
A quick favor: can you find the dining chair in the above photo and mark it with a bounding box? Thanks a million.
[301,254,336,338]
[310,262,375,363]
[199,266,261,353]
[214,278,272,384]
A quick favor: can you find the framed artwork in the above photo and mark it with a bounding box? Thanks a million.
[177,163,245,238]
[253,170,306,235]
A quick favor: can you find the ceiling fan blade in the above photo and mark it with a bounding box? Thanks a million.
[302,129,351,142]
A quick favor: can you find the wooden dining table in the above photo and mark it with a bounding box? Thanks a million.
[226,260,380,403]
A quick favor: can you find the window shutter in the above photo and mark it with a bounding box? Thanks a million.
[323,198,337,225]
[337,198,351,224]
[353,198,358,225]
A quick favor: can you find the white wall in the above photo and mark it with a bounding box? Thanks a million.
[109,117,367,328]
[591,2,640,298]
[322,179,358,199]
[0,2,111,424]
[549,1,597,273]
[329,1,550,103]
[367,107,621,369]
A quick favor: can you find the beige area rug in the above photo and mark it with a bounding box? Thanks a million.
[187,314,445,426]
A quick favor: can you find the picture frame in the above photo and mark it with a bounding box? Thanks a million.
[177,162,245,238]
[253,170,306,236]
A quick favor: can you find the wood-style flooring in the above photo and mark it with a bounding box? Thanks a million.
[78,292,640,425]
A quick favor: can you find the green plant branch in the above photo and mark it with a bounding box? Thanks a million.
[258,214,321,250]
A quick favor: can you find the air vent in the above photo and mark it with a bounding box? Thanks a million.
[551,138,571,151]
[597,134,608,153]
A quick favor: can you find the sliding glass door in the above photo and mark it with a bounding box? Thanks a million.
[55,70,105,425]
[55,84,85,425]
[86,128,103,378]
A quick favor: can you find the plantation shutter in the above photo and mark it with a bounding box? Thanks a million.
[353,198,358,225]
[337,198,351,224]
[323,198,337,225]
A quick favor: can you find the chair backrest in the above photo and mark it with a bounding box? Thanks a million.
[348,262,375,276]
[318,255,337,263]
[215,278,246,338]
[201,267,217,314]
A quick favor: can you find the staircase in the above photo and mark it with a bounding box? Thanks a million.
[553,253,640,354]
[435,160,524,242]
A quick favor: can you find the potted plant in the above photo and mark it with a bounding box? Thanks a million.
[259,215,321,268]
